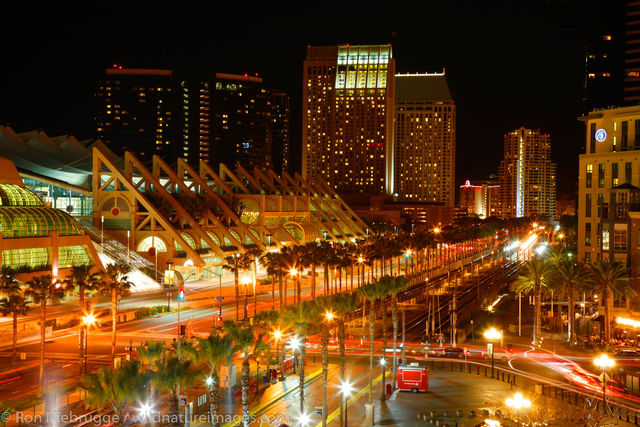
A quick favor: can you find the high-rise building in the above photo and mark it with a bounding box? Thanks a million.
[625,1,640,104]
[578,105,640,266]
[181,73,283,172]
[497,127,556,219]
[302,44,395,194]
[394,72,455,206]
[459,179,500,219]
[95,67,179,166]
[270,91,290,175]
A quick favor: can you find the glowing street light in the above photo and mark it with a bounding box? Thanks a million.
[340,381,354,426]
[205,376,214,387]
[379,357,386,366]
[137,401,153,418]
[82,313,96,326]
[433,227,441,234]
[298,412,311,426]
[505,392,531,410]
[594,354,615,413]
[325,311,334,321]
[483,328,502,378]
[82,313,96,374]
[289,267,298,277]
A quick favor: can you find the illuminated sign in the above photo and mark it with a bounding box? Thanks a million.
[595,128,607,142]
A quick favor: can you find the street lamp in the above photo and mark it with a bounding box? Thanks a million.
[137,401,153,422]
[404,249,412,276]
[483,327,502,378]
[289,267,299,303]
[273,329,284,381]
[594,354,615,414]
[325,311,334,321]
[82,313,96,374]
[340,381,354,427]
[505,392,531,423]
[288,336,301,374]
[357,256,365,287]
[298,412,311,427]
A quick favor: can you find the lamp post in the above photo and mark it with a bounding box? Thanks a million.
[357,256,364,287]
[241,277,251,321]
[484,327,502,378]
[379,357,387,401]
[100,215,104,254]
[289,267,299,304]
[594,354,615,414]
[340,381,354,427]
[82,313,96,374]
[404,249,412,277]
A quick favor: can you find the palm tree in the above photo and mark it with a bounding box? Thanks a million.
[260,252,280,310]
[0,293,28,361]
[511,257,552,346]
[63,265,103,359]
[252,333,271,393]
[331,293,356,427]
[283,300,319,416]
[192,334,233,427]
[80,360,148,426]
[549,259,589,346]
[0,268,28,361]
[222,254,242,321]
[587,259,634,343]
[358,283,380,404]
[374,278,391,401]
[314,296,333,427]
[242,248,264,318]
[302,242,321,299]
[152,355,198,427]
[224,322,257,427]
[385,275,409,390]
[103,262,133,363]
[23,274,65,386]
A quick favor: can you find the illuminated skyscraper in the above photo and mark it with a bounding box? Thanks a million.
[497,127,556,218]
[95,67,178,166]
[302,44,395,194]
[180,74,289,172]
[394,72,455,206]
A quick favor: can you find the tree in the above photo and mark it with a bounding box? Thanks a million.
[23,274,65,386]
[587,259,634,343]
[331,293,356,427]
[0,268,28,361]
[282,300,319,415]
[314,296,333,427]
[224,322,257,427]
[222,254,243,321]
[63,265,103,359]
[252,333,271,393]
[80,360,148,427]
[384,275,409,390]
[242,248,264,318]
[549,259,589,346]
[260,252,281,310]
[191,334,233,427]
[358,283,381,404]
[151,355,198,427]
[0,293,28,361]
[511,257,552,346]
[373,278,391,401]
[102,262,133,363]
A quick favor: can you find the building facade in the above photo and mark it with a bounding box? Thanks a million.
[95,67,179,167]
[302,44,395,195]
[394,72,455,206]
[497,127,556,219]
[459,179,500,219]
[578,105,640,265]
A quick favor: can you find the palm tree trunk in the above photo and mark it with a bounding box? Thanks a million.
[39,300,46,387]
[279,274,283,312]
[299,342,306,414]
[169,392,180,427]
[284,278,288,306]
[568,286,575,346]
[11,311,18,361]
[381,303,387,401]
[209,377,220,427]
[534,283,541,346]
[339,318,346,427]
[297,277,301,304]
[242,357,250,427]
[244,284,248,322]
[271,275,275,310]
[321,321,329,427]
[311,262,316,299]
[324,264,329,295]
[368,299,374,403]
[604,289,611,343]
[112,288,117,362]
[392,296,398,390]
[235,269,240,322]
[79,285,85,359]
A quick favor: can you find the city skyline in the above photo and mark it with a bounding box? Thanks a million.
[0,0,607,199]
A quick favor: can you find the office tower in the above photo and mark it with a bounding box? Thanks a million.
[180,74,288,172]
[497,127,556,219]
[270,92,290,175]
[625,1,640,103]
[95,66,179,166]
[394,72,455,206]
[578,105,640,266]
[302,44,395,194]
[459,179,500,219]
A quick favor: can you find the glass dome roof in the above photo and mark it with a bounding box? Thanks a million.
[0,184,43,206]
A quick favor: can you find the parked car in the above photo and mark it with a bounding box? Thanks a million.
[443,347,467,359]
[614,349,640,359]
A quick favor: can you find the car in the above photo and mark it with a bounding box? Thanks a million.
[614,349,640,359]
[443,347,467,359]
[423,345,445,357]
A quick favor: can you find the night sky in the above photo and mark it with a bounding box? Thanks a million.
[1,1,602,198]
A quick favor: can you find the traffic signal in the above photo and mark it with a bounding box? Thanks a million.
[86,302,91,312]
[178,289,185,301]
[217,316,222,323]
[216,306,222,316]
[179,324,186,336]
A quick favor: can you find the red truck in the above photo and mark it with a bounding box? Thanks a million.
[397,363,429,393]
